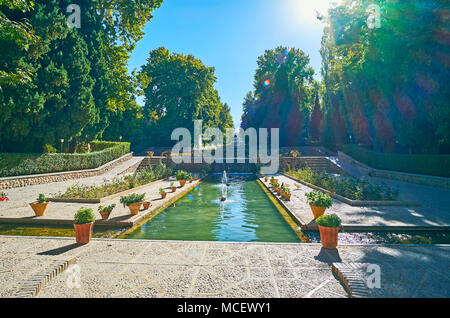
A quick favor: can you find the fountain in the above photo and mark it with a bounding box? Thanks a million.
[220,171,228,201]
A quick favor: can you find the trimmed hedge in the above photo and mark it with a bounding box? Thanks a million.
[342,144,450,177]
[0,141,130,177]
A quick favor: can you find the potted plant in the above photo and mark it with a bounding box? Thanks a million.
[282,187,291,201]
[270,176,278,185]
[120,193,145,215]
[159,188,167,199]
[73,208,96,244]
[29,194,49,216]
[264,176,269,182]
[290,150,300,158]
[188,173,193,183]
[176,170,189,187]
[316,214,342,249]
[170,182,177,192]
[194,175,198,181]
[98,204,116,220]
[146,151,154,158]
[143,201,151,210]
[273,182,280,193]
[305,190,333,219]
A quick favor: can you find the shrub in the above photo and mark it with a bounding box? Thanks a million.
[342,144,450,177]
[43,144,57,154]
[286,168,398,201]
[305,190,333,208]
[120,193,145,207]
[36,194,47,203]
[176,170,189,180]
[74,208,96,224]
[316,214,342,228]
[0,141,130,177]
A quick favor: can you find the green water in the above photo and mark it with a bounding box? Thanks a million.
[124,174,301,242]
[0,223,122,238]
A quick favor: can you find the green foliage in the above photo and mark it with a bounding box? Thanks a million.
[320,0,449,154]
[55,164,172,199]
[176,170,189,181]
[241,46,315,146]
[288,168,398,201]
[42,144,57,154]
[0,0,162,153]
[0,141,130,177]
[36,193,47,203]
[120,193,145,207]
[139,47,233,146]
[305,190,333,208]
[343,144,450,178]
[74,208,96,225]
[316,214,342,228]
[98,204,116,213]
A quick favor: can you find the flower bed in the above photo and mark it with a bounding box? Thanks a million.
[54,163,172,200]
[285,168,398,201]
[0,141,130,177]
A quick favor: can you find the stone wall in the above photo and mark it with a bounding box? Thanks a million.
[0,153,133,190]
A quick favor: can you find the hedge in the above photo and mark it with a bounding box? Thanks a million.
[0,141,130,177]
[342,144,450,177]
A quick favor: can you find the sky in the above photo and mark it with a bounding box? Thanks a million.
[128,0,338,128]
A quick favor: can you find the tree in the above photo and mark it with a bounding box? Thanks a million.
[140,47,234,146]
[241,46,315,146]
[320,0,449,154]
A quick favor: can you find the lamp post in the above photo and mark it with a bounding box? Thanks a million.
[119,135,122,142]
[60,138,64,153]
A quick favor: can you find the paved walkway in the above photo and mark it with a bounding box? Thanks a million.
[0,156,201,227]
[0,236,448,298]
[261,174,450,229]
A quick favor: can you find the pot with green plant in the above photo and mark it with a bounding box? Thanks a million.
[316,214,342,249]
[273,182,280,193]
[98,204,116,220]
[120,193,145,215]
[29,194,49,216]
[188,173,193,183]
[170,182,177,192]
[159,188,167,199]
[305,190,333,219]
[176,170,189,187]
[290,150,300,158]
[282,187,291,201]
[74,208,96,244]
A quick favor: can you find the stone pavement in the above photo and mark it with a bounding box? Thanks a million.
[261,175,450,229]
[0,236,448,298]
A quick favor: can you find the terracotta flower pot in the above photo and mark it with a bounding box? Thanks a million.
[99,211,112,220]
[171,187,177,192]
[284,194,291,201]
[74,222,94,244]
[179,180,186,187]
[143,201,151,210]
[128,202,142,215]
[318,225,340,249]
[194,176,198,180]
[310,205,326,219]
[292,154,298,158]
[161,192,167,199]
[29,202,49,217]
[147,151,154,158]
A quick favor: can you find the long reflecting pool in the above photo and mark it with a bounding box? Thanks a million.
[123,174,301,242]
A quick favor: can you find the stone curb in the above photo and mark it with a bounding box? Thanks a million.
[13,258,77,298]
[332,262,372,298]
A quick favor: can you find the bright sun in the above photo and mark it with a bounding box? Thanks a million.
[288,0,342,26]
